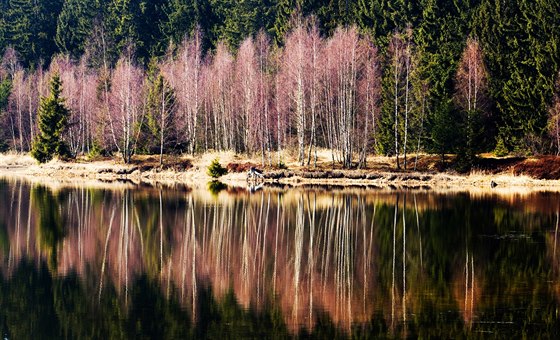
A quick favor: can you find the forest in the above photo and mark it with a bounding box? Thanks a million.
[1,0,560,169]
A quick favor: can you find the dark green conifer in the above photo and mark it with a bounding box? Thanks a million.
[31,73,70,163]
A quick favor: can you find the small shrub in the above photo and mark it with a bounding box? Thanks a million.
[207,158,228,178]
[86,142,102,160]
[277,160,288,170]
[0,139,8,153]
[494,137,508,157]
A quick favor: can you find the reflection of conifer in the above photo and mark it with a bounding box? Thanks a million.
[31,73,71,163]
[32,186,66,271]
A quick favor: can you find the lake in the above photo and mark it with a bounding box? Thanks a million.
[0,177,559,338]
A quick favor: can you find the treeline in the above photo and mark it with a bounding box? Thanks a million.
[1,1,560,167]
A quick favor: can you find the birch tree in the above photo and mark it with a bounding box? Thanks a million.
[235,37,258,153]
[145,73,177,165]
[204,43,235,151]
[455,37,488,166]
[281,22,311,165]
[357,38,381,168]
[174,29,203,155]
[107,52,144,163]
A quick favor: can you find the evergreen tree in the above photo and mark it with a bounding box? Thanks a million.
[473,0,560,153]
[160,0,198,48]
[272,0,302,44]
[135,0,168,60]
[5,0,62,67]
[31,73,70,163]
[212,0,276,49]
[315,0,357,35]
[55,0,101,58]
[5,0,35,66]
[356,0,419,46]
[0,78,10,111]
[0,1,6,54]
[103,0,140,62]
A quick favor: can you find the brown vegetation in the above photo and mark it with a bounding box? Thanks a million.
[512,156,560,179]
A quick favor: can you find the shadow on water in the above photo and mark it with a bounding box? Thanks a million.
[0,178,559,337]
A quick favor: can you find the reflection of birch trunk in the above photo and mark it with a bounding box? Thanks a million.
[98,208,116,302]
[414,194,423,269]
[241,202,250,300]
[402,194,407,324]
[322,195,337,294]
[554,210,559,258]
[391,195,398,329]
[180,203,188,301]
[464,244,475,326]
[273,193,281,293]
[15,183,22,259]
[159,190,163,277]
[307,193,316,328]
[364,202,376,314]
[26,187,32,254]
[190,200,197,322]
[293,195,304,320]
[166,255,172,300]
[259,193,271,304]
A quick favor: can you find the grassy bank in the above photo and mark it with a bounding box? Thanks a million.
[1,151,560,191]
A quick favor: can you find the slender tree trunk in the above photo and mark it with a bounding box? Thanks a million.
[414,94,425,171]
[17,90,24,152]
[394,53,400,170]
[28,91,34,147]
[403,47,410,170]
[160,82,166,166]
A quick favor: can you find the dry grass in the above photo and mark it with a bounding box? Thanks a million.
[1,151,560,192]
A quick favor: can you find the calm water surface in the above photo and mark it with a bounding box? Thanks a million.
[0,178,559,338]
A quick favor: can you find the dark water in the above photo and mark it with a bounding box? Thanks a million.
[0,178,559,338]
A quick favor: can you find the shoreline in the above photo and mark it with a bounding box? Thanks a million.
[1,153,560,193]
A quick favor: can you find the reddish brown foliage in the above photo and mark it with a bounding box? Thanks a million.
[513,157,560,179]
[226,162,259,173]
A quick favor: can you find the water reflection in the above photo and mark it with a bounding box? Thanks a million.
[0,178,559,337]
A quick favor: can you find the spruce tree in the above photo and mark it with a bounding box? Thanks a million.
[55,0,99,58]
[31,73,70,163]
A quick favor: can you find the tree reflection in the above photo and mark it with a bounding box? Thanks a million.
[0,179,559,337]
[32,186,66,271]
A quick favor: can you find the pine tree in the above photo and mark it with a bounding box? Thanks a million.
[55,0,100,58]
[5,0,35,66]
[31,73,70,163]
[103,0,140,61]
[5,0,62,67]
[160,0,197,48]
[0,2,6,53]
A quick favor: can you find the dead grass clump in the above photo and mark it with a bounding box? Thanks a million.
[475,156,526,174]
[264,170,293,179]
[226,162,258,173]
[166,158,192,171]
[513,156,560,179]
[130,155,192,171]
